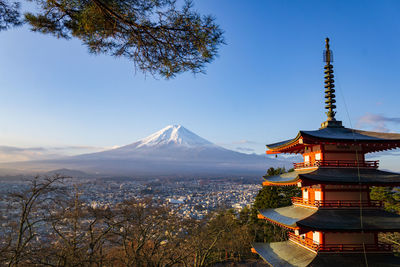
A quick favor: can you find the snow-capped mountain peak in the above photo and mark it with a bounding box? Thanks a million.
[1,124,291,176]
[135,125,213,148]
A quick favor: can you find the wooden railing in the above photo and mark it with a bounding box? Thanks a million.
[291,197,383,208]
[288,232,320,251]
[288,232,392,252]
[293,160,379,169]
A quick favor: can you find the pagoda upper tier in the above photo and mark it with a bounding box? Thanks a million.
[266,126,400,154]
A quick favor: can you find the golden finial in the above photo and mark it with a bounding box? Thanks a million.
[324,38,331,63]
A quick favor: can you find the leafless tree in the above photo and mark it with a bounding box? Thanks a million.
[111,198,190,267]
[0,175,66,267]
[30,186,119,266]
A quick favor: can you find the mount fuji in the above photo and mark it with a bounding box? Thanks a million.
[1,125,290,177]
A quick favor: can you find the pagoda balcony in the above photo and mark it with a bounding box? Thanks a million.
[288,232,392,253]
[291,197,383,209]
[293,160,379,170]
[288,232,320,252]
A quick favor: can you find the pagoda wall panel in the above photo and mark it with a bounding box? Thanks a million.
[303,152,323,163]
[325,232,375,245]
[325,185,368,189]
[306,231,313,241]
[323,144,362,152]
[313,231,321,243]
[302,187,322,202]
[323,152,364,161]
[324,191,368,201]
[304,145,322,153]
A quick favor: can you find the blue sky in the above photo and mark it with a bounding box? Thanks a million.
[0,0,400,169]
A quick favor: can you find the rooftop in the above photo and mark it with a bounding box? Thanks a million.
[297,209,400,231]
[266,127,400,154]
[259,205,400,231]
[263,168,400,186]
[252,241,315,267]
[259,205,316,229]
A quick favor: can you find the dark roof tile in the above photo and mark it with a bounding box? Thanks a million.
[264,168,400,185]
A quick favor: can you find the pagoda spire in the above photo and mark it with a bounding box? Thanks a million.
[321,38,343,128]
[324,38,336,120]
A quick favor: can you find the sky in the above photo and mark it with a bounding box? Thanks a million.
[0,0,400,170]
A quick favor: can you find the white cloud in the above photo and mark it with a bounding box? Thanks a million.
[235,147,255,152]
[357,113,400,132]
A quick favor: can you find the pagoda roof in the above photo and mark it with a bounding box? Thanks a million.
[263,168,313,186]
[263,168,400,186]
[301,127,400,141]
[266,127,400,154]
[259,205,400,231]
[310,253,400,267]
[298,209,400,231]
[259,205,316,229]
[252,241,315,267]
[252,241,400,267]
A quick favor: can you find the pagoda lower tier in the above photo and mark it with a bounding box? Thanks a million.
[254,167,400,265]
[251,241,400,267]
[256,205,400,254]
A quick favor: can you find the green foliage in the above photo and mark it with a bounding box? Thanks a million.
[255,167,301,210]
[20,0,224,78]
[253,186,280,210]
[265,166,286,177]
[372,187,400,254]
[370,186,400,214]
[0,0,21,30]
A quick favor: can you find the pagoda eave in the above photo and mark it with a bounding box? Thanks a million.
[259,205,400,232]
[263,168,400,187]
[258,206,317,229]
[266,128,400,155]
[297,209,400,232]
[262,179,300,186]
[299,168,400,186]
[252,241,316,267]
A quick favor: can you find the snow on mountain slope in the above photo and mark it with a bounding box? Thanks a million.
[81,125,220,159]
[134,125,213,148]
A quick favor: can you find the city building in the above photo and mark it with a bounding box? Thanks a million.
[251,38,400,266]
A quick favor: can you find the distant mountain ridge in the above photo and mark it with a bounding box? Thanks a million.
[0,125,291,177]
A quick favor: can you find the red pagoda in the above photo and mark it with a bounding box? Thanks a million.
[251,38,400,266]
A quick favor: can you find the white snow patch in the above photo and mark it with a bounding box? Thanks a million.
[135,125,213,148]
